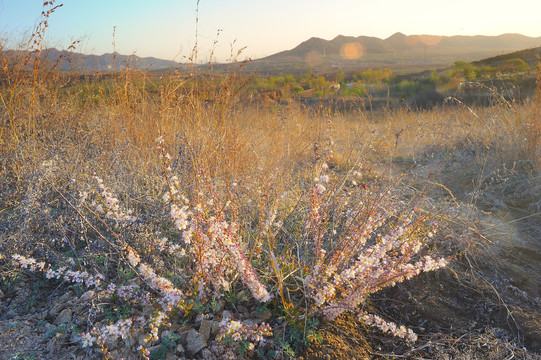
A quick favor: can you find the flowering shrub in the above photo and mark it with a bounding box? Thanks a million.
[9,135,449,358]
[297,162,448,341]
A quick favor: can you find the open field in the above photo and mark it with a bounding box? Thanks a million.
[1,40,541,360]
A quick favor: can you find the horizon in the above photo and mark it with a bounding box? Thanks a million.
[1,0,541,62]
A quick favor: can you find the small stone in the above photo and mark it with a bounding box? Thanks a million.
[176,343,185,354]
[222,310,232,321]
[238,305,249,317]
[177,327,191,344]
[236,290,247,300]
[54,308,72,325]
[165,353,177,360]
[108,350,121,359]
[137,334,148,346]
[123,337,136,348]
[58,291,74,303]
[79,290,94,302]
[200,348,213,359]
[47,337,57,355]
[0,289,4,299]
[256,310,272,321]
[48,302,66,317]
[185,329,206,355]
[44,322,55,333]
[199,320,212,342]
[36,310,47,320]
[5,309,16,319]
[147,344,161,354]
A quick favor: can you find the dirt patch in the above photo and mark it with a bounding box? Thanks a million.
[300,313,372,360]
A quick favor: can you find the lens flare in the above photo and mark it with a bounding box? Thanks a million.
[340,42,364,60]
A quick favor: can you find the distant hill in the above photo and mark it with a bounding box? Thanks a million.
[252,33,541,73]
[3,48,176,72]
[472,46,541,67]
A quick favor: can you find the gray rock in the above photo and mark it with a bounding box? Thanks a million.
[44,322,55,334]
[199,320,212,342]
[69,332,82,343]
[200,348,213,359]
[54,308,72,325]
[165,353,177,360]
[123,336,136,348]
[47,337,58,356]
[210,320,221,336]
[218,299,226,311]
[185,329,206,355]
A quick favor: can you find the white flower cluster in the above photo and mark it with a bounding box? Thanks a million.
[171,204,190,231]
[81,317,143,348]
[92,176,137,223]
[128,246,182,302]
[12,255,103,288]
[11,255,46,272]
[360,311,418,342]
[218,316,272,344]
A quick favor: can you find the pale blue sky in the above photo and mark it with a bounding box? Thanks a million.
[1,0,541,62]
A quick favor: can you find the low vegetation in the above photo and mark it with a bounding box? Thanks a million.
[1,4,541,360]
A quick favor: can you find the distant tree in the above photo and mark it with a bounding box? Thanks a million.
[454,61,467,70]
[430,70,441,85]
[292,84,304,93]
[335,71,345,84]
[506,58,529,72]
[284,74,296,83]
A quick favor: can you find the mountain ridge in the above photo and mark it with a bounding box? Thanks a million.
[262,32,541,61]
[4,33,541,72]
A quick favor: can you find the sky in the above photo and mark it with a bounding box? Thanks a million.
[1,0,541,62]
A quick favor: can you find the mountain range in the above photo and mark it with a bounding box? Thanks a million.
[3,48,175,72]
[252,33,541,72]
[7,33,541,73]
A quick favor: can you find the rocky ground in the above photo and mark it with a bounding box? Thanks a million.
[2,202,540,360]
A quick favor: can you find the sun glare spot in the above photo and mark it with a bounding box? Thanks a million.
[340,42,364,60]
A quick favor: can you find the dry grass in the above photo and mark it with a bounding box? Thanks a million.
[1,28,541,359]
